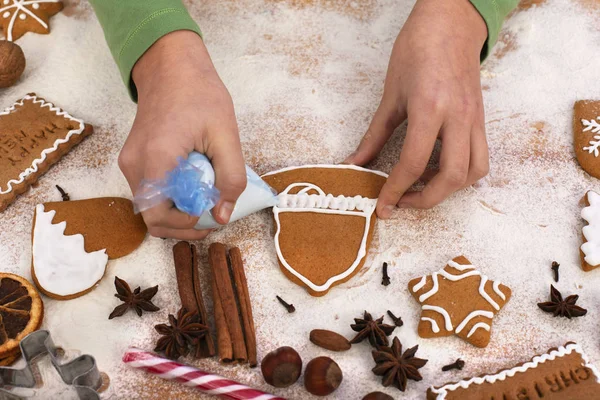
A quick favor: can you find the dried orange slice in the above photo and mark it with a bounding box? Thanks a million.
[0,273,44,360]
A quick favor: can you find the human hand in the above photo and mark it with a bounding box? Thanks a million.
[118,31,247,239]
[345,0,489,218]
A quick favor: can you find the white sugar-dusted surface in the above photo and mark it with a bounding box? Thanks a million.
[1,0,600,399]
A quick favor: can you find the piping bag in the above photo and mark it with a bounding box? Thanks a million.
[132,151,278,229]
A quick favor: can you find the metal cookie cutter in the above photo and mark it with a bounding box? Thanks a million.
[0,330,102,400]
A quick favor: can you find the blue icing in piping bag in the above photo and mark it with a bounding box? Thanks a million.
[132,151,278,229]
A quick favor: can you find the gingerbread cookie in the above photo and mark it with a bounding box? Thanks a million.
[0,0,63,41]
[0,94,93,212]
[408,256,511,348]
[262,165,387,297]
[32,198,147,299]
[581,190,600,271]
[574,100,600,179]
[427,343,600,399]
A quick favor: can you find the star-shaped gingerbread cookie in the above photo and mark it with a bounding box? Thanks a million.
[408,256,511,348]
[0,0,63,42]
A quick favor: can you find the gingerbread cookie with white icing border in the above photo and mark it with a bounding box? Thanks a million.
[262,164,387,297]
[427,342,600,399]
[0,93,93,212]
[0,0,63,42]
[408,256,511,348]
[574,100,600,179]
[31,198,147,300]
[580,190,600,271]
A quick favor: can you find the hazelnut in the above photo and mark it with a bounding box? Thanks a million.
[362,392,394,400]
[0,41,25,88]
[304,356,343,396]
[261,346,302,388]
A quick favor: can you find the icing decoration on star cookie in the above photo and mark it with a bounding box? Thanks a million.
[427,342,600,399]
[262,164,387,297]
[408,255,511,348]
[32,203,108,300]
[0,93,93,212]
[580,190,600,271]
[0,0,63,42]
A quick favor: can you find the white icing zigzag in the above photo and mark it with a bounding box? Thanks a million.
[429,343,600,398]
[582,118,600,157]
[581,191,600,266]
[33,204,108,297]
[0,94,85,195]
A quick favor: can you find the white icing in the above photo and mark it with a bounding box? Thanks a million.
[0,94,85,194]
[2,10,8,17]
[439,269,480,281]
[261,163,389,179]
[418,274,439,302]
[446,260,475,271]
[421,317,440,333]
[429,343,600,398]
[32,204,108,297]
[581,191,600,266]
[0,0,60,41]
[466,322,490,338]
[422,305,453,331]
[455,310,494,334]
[582,118,600,157]
[412,276,427,292]
[270,166,387,293]
[492,281,506,300]
[478,276,500,311]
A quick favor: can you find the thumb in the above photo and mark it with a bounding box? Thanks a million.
[205,126,247,225]
[344,96,406,165]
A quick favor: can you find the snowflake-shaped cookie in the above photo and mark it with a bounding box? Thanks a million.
[0,0,63,41]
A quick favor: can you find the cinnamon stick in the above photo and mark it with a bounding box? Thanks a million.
[208,243,247,363]
[173,241,216,358]
[229,247,258,367]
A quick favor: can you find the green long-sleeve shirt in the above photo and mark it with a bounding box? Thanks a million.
[89,0,518,101]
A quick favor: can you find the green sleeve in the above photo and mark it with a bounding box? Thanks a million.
[469,0,519,60]
[89,0,202,101]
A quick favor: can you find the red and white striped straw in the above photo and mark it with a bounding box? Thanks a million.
[123,348,285,400]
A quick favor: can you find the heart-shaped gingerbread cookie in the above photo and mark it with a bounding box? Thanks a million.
[262,165,387,296]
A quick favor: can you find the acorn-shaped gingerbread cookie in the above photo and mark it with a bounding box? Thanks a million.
[262,165,387,297]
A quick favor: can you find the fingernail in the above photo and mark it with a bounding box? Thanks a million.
[217,201,234,223]
[380,205,395,219]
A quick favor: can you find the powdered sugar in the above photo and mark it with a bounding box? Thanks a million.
[1,0,600,399]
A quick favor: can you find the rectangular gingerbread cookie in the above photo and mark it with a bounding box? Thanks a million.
[427,343,600,399]
[0,93,93,212]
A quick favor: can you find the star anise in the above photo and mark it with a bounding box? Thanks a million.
[371,337,428,392]
[108,276,160,319]
[154,307,210,360]
[350,311,396,348]
[537,285,587,319]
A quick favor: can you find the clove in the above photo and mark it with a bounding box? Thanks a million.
[55,185,70,201]
[386,310,403,327]
[551,261,560,283]
[381,262,391,286]
[276,295,295,313]
[442,358,465,372]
